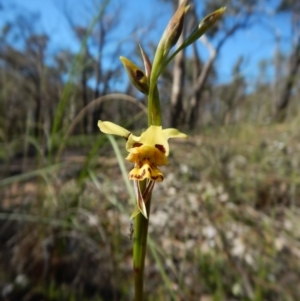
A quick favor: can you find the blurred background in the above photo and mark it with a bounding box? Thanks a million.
[1,0,300,300]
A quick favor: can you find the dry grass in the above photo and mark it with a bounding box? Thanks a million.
[1,122,300,301]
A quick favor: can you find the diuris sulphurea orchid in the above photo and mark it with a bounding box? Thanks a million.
[98,120,187,218]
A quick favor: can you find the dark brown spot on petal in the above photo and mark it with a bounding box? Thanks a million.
[155,144,166,153]
[136,70,144,80]
[129,168,147,180]
[125,133,131,141]
[151,175,163,181]
[133,142,143,148]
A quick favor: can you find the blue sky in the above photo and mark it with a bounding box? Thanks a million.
[1,0,293,88]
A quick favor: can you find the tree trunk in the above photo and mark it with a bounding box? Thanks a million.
[169,0,186,128]
[275,36,300,121]
[81,62,89,133]
[186,3,252,129]
[92,22,105,132]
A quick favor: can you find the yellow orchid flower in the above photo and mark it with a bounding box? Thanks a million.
[98,120,187,218]
[98,120,187,181]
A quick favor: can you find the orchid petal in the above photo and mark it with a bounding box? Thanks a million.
[126,145,168,166]
[163,128,188,140]
[98,120,187,183]
[139,126,166,148]
[129,162,164,182]
[98,120,131,139]
[126,125,169,155]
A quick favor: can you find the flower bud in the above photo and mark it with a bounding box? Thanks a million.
[183,7,226,48]
[159,0,189,58]
[120,56,149,94]
[139,44,152,78]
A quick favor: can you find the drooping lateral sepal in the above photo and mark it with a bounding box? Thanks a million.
[98,120,131,138]
[130,180,156,219]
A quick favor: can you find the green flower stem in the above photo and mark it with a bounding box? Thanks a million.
[147,84,161,126]
[147,35,165,126]
[133,39,163,299]
[133,184,152,301]
[132,8,225,300]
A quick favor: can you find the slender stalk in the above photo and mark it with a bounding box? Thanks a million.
[132,6,224,300]
[133,185,152,301]
[133,44,162,298]
[147,84,162,126]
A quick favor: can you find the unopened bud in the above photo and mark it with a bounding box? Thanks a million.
[160,0,189,58]
[139,44,152,78]
[183,7,226,48]
[120,56,149,95]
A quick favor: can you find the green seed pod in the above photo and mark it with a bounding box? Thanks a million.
[120,56,149,95]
